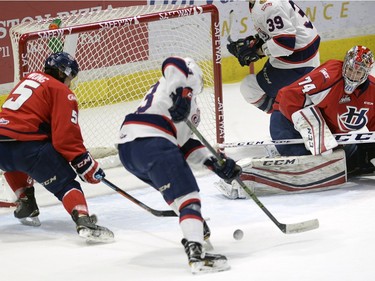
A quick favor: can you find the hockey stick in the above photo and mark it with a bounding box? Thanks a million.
[100,178,177,217]
[218,131,375,149]
[185,119,319,234]
[227,9,234,43]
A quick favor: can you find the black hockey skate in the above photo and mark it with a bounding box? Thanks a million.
[14,186,41,227]
[71,210,114,243]
[203,220,214,251]
[181,238,230,274]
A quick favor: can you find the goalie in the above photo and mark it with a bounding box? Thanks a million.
[273,45,375,174]
[218,45,375,199]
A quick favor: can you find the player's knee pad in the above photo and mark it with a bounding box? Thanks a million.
[240,75,273,113]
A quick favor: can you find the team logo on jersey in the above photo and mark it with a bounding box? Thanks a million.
[339,95,351,104]
[338,106,368,131]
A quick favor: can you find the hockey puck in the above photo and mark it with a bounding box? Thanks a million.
[233,229,244,240]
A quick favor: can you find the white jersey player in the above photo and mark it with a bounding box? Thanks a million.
[118,57,204,150]
[117,56,241,274]
[227,0,320,113]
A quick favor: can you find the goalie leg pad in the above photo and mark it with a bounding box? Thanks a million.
[215,150,347,198]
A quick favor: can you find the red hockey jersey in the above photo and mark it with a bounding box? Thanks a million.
[274,60,375,133]
[0,71,86,162]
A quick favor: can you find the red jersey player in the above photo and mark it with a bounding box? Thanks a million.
[273,45,375,177]
[0,52,113,242]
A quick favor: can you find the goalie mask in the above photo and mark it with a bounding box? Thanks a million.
[342,46,374,94]
[184,57,204,95]
[45,52,79,80]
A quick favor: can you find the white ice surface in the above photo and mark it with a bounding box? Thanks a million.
[1,79,375,281]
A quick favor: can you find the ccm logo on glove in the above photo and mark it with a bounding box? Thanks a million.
[71,152,105,184]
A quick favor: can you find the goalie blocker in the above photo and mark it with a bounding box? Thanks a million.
[215,149,346,199]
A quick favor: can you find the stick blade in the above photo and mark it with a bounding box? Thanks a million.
[151,209,177,217]
[283,219,319,234]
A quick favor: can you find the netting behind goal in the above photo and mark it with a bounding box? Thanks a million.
[10,4,224,159]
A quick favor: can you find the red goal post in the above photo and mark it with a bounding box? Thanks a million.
[9,4,225,160]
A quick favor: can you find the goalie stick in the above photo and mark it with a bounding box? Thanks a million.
[100,178,177,217]
[218,131,375,149]
[185,119,319,234]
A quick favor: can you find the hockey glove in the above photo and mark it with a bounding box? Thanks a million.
[227,35,264,66]
[71,152,105,184]
[168,87,193,123]
[292,106,338,155]
[227,35,255,57]
[204,155,242,183]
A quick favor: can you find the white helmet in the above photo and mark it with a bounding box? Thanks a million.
[342,45,374,94]
[184,57,204,95]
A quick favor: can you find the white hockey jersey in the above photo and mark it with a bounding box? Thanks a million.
[118,57,210,166]
[251,0,320,69]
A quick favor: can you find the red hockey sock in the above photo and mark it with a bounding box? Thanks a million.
[62,188,89,215]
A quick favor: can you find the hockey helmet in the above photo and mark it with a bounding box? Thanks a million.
[184,57,204,95]
[45,52,79,79]
[342,45,374,94]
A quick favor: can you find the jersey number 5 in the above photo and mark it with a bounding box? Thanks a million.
[2,79,40,110]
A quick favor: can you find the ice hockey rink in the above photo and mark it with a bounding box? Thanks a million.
[0,74,375,281]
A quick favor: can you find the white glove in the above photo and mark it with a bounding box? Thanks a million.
[292,106,338,155]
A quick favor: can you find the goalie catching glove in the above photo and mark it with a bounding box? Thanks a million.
[71,152,105,184]
[292,105,338,155]
[227,34,264,66]
[204,155,242,183]
[168,87,193,122]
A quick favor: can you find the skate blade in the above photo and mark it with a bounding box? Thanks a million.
[19,216,41,227]
[78,228,115,243]
[191,260,231,274]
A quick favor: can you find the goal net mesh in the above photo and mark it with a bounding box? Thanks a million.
[10,4,223,159]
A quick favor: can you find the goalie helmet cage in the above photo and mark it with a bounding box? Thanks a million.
[10,4,224,159]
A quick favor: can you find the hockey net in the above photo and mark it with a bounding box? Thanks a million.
[9,4,224,161]
[2,4,224,206]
